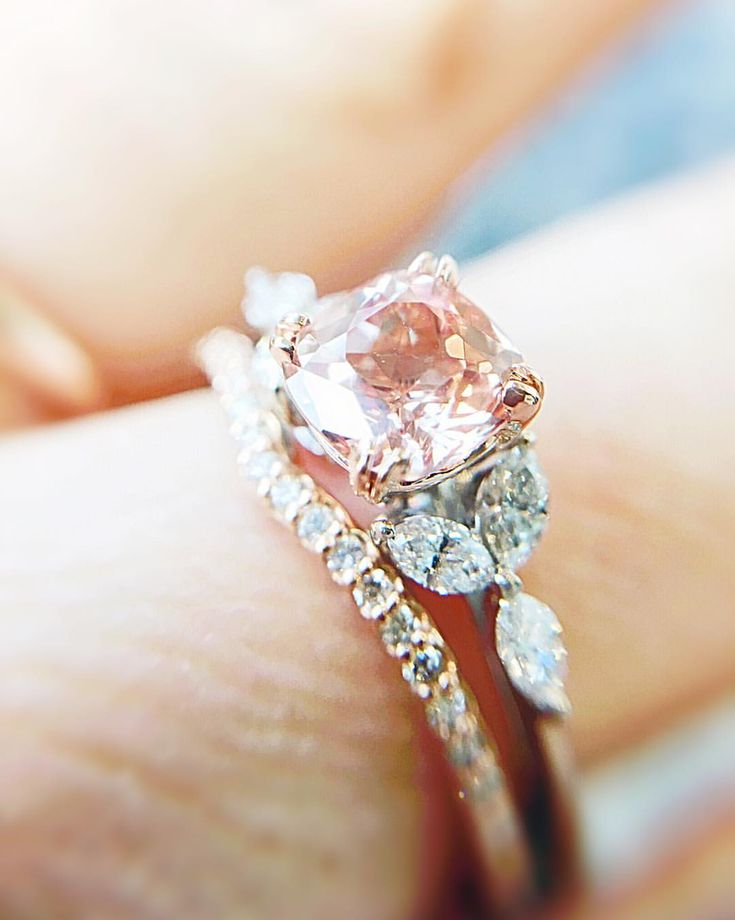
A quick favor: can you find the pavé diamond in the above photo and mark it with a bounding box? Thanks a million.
[223,388,261,427]
[243,267,317,335]
[238,449,284,484]
[269,472,313,522]
[403,627,445,695]
[476,444,549,570]
[447,720,486,767]
[295,501,344,553]
[231,414,279,456]
[280,268,536,492]
[426,687,467,739]
[251,335,283,401]
[386,514,495,595]
[352,568,402,620]
[325,531,373,586]
[495,592,569,714]
[379,602,417,655]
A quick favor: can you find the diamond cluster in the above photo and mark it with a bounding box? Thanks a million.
[198,326,506,801]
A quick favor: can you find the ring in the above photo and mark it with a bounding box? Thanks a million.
[198,252,578,912]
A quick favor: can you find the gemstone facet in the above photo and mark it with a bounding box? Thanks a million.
[476,444,549,570]
[352,568,403,620]
[295,501,344,553]
[385,514,495,595]
[379,601,417,655]
[268,472,313,522]
[280,269,533,494]
[495,592,569,714]
[325,531,373,586]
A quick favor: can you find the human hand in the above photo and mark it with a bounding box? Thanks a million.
[0,2,732,916]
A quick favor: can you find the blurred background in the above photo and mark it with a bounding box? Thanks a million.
[437,0,735,255]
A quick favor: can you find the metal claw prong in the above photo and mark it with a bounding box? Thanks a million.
[369,517,395,546]
[499,364,544,425]
[348,443,409,504]
[436,254,459,287]
[269,312,311,369]
[494,570,523,599]
[409,251,438,274]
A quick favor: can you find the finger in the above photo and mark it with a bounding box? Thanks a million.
[0,0,656,403]
[0,282,105,427]
[459,157,735,765]
[0,393,443,919]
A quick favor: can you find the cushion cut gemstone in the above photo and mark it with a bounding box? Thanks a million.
[282,269,528,491]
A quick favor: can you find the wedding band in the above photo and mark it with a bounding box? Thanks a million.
[198,252,578,911]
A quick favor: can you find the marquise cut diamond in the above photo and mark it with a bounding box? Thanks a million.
[385,514,495,595]
[495,592,569,714]
[476,444,548,570]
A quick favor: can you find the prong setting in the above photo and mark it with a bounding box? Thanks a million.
[436,254,459,287]
[369,517,395,546]
[409,250,438,274]
[348,443,410,504]
[269,312,311,369]
[499,364,544,425]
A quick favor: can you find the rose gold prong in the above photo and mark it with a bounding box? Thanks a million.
[499,364,544,426]
[348,443,409,504]
[408,251,438,274]
[269,312,311,369]
[436,254,459,287]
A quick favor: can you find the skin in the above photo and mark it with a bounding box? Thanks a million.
[0,0,732,915]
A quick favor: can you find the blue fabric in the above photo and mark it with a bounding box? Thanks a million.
[434,0,735,258]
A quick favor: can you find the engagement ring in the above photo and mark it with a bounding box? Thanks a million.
[198,253,578,912]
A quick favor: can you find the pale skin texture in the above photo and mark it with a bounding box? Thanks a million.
[0,0,733,916]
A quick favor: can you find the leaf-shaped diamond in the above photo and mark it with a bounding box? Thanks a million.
[495,592,569,714]
[476,444,548,570]
[385,514,495,595]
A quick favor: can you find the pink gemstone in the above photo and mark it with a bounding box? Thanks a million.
[282,269,532,490]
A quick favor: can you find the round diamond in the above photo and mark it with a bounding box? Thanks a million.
[402,627,445,696]
[281,268,533,490]
[379,602,417,655]
[295,501,344,553]
[230,414,278,455]
[325,532,372,586]
[243,267,316,335]
[386,514,495,595]
[251,335,283,401]
[223,388,261,427]
[426,687,467,739]
[269,473,313,521]
[447,721,486,767]
[238,449,284,483]
[476,444,549,570]
[495,592,569,713]
[352,568,402,620]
